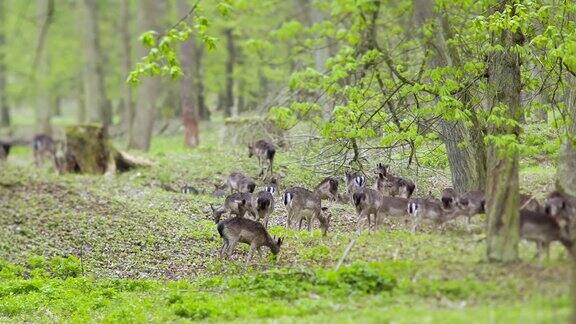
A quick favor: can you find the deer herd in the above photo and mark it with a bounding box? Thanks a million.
[2,135,573,263]
[213,139,575,263]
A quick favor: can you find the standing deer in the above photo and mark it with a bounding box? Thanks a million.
[248,140,276,178]
[314,177,339,201]
[441,188,457,209]
[352,187,383,230]
[252,190,275,228]
[283,187,331,236]
[520,209,573,260]
[345,171,366,200]
[407,198,465,233]
[217,217,283,261]
[226,172,256,194]
[32,134,56,167]
[374,163,416,198]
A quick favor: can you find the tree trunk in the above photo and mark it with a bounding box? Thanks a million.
[224,28,235,117]
[485,6,522,262]
[120,0,134,136]
[413,0,486,193]
[0,0,9,128]
[178,0,199,147]
[82,0,110,132]
[35,0,53,135]
[128,0,162,150]
[557,66,576,324]
[194,43,208,120]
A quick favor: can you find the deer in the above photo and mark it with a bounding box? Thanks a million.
[441,188,457,209]
[544,191,575,239]
[181,184,200,194]
[226,172,256,194]
[352,187,384,231]
[407,198,466,233]
[374,163,415,198]
[520,209,573,260]
[248,140,276,178]
[211,192,253,223]
[345,171,366,200]
[520,193,542,213]
[32,134,56,167]
[217,216,283,262]
[212,183,228,197]
[314,177,339,201]
[265,178,279,196]
[251,190,275,228]
[283,187,331,236]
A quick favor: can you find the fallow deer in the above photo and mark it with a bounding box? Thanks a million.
[283,187,331,236]
[217,217,283,261]
[248,140,276,178]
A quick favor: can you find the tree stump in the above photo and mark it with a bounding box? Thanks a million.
[61,124,153,174]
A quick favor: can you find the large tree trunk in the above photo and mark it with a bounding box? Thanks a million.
[120,0,134,137]
[82,0,110,131]
[0,0,9,128]
[224,28,235,117]
[485,6,522,262]
[413,0,486,193]
[35,0,53,135]
[178,0,199,147]
[558,65,576,324]
[128,0,162,150]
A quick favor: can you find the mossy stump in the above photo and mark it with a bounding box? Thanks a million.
[62,125,152,174]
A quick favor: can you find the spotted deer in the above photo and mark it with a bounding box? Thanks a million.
[283,187,331,236]
[345,171,366,200]
[374,163,415,198]
[211,192,253,223]
[217,217,283,261]
[248,140,276,178]
[520,209,573,260]
[226,172,256,194]
[314,177,339,201]
[352,187,383,230]
[251,190,275,228]
[407,198,465,233]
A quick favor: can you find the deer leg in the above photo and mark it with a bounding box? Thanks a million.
[307,215,313,231]
[226,238,239,258]
[257,247,263,258]
[220,239,229,259]
[286,210,293,229]
[247,243,258,263]
[263,215,269,229]
[298,217,304,230]
[411,209,420,234]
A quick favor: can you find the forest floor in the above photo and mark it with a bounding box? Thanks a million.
[0,122,570,322]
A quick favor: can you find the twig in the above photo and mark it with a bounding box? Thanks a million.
[335,238,357,271]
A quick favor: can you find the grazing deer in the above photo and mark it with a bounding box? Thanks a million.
[211,192,253,223]
[252,190,275,228]
[212,183,228,197]
[441,188,457,209]
[32,134,56,167]
[0,141,11,161]
[520,209,573,260]
[217,216,283,261]
[248,140,276,178]
[226,172,256,194]
[374,163,416,198]
[283,187,331,236]
[345,171,366,199]
[315,177,339,201]
[407,198,465,233]
[352,187,383,230]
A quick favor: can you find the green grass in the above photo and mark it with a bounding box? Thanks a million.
[0,122,571,322]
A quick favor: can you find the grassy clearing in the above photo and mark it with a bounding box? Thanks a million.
[0,123,571,322]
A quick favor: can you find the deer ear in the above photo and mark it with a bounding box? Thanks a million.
[210,204,216,211]
[321,207,328,212]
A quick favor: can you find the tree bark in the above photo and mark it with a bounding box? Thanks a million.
[224,28,235,117]
[485,5,522,262]
[35,0,53,135]
[128,0,163,150]
[178,0,199,147]
[413,0,486,193]
[194,43,208,120]
[81,0,111,131]
[120,0,134,137]
[558,64,576,324]
[0,0,9,127]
